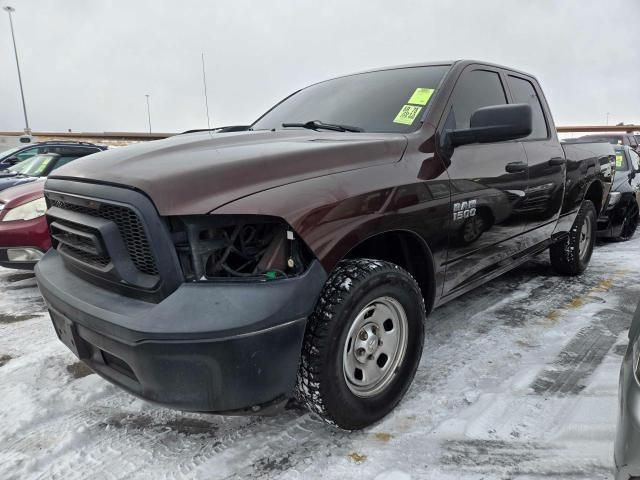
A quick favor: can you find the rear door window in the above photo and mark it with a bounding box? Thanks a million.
[507,75,548,140]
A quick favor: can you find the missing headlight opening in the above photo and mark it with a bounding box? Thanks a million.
[170,215,311,281]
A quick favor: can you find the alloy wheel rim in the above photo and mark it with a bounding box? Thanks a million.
[342,296,409,398]
[463,216,484,242]
[578,215,592,260]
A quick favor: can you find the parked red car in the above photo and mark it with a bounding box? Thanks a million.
[0,179,48,270]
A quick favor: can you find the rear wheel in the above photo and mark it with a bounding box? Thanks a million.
[459,214,486,245]
[296,259,425,430]
[550,200,596,275]
[615,203,639,241]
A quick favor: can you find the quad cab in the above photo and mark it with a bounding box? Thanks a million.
[35,60,614,429]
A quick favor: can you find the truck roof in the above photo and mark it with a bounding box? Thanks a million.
[342,59,536,80]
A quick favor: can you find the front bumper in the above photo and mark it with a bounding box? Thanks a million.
[615,343,640,479]
[35,249,326,413]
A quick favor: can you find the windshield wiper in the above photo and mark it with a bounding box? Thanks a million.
[282,120,363,133]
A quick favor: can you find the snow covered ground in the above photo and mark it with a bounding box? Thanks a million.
[1,237,638,480]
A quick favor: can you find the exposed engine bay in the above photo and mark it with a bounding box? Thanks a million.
[170,215,310,281]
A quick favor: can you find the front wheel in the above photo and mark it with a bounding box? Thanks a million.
[550,199,597,275]
[296,259,425,430]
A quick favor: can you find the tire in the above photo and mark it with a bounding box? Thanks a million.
[296,259,425,430]
[549,199,597,275]
[614,202,639,241]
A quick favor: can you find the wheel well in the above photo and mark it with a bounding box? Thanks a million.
[344,231,436,313]
[584,181,604,214]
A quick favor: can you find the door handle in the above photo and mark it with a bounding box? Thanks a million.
[548,157,566,166]
[505,161,528,173]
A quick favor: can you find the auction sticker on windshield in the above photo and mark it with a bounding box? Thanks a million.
[616,153,624,168]
[408,88,435,106]
[393,105,422,125]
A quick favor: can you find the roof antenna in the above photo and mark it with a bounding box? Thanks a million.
[201,53,212,135]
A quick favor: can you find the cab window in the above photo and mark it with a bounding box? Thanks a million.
[446,70,507,130]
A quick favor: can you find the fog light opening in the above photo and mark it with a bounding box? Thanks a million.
[6,248,44,262]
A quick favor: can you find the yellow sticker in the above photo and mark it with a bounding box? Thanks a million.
[408,88,435,106]
[393,105,422,125]
[616,153,624,168]
[35,158,51,174]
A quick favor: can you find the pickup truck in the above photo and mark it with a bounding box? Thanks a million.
[35,60,614,430]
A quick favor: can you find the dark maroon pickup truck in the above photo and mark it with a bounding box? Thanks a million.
[35,60,614,430]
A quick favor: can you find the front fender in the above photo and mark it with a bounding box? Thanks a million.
[211,162,450,275]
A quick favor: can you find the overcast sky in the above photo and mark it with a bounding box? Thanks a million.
[0,0,638,133]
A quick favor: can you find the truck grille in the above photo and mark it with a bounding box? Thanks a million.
[49,199,159,276]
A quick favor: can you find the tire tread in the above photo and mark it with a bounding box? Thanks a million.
[296,258,424,428]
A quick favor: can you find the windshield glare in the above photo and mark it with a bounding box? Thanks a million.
[8,155,54,177]
[0,146,22,161]
[252,66,450,134]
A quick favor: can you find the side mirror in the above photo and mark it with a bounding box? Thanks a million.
[5,156,19,165]
[447,103,533,148]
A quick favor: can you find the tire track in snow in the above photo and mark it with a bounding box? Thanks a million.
[440,438,612,478]
[3,404,260,480]
[529,313,625,395]
[10,403,340,480]
[528,272,635,397]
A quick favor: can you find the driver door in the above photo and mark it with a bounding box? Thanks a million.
[438,66,530,296]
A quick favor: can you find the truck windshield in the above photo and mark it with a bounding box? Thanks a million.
[251,65,450,134]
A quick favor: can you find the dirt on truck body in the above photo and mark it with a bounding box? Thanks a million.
[35,60,615,430]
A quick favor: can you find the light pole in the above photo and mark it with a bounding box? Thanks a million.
[606,112,610,126]
[4,6,30,134]
[145,94,152,134]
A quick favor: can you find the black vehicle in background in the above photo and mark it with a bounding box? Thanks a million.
[598,146,640,241]
[0,141,106,169]
[0,149,103,192]
[575,133,639,152]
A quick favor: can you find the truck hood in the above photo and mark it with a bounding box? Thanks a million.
[50,130,407,215]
